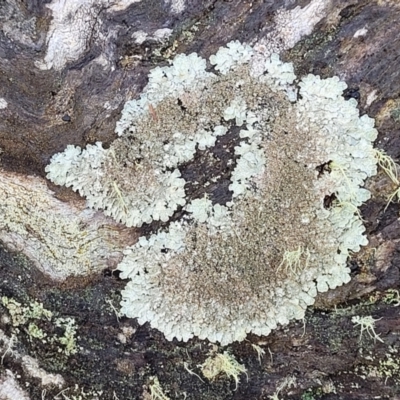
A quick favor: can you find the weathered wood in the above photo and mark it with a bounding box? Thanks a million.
[0,1,400,399]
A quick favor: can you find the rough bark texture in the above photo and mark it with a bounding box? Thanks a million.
[0,1,400,399]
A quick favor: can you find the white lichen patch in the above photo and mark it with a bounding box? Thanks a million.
[46,141,187,227]
[115,43,378,345]
[47,40,378,345]
[210,41,253,75]
[115,52,212,136]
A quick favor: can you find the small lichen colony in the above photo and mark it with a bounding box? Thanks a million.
[46,41,378,345]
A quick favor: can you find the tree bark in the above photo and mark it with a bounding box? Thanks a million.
[0,1,399,399]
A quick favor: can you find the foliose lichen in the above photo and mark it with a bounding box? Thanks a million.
[46,40,378,345]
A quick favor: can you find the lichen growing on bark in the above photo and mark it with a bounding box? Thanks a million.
[47,41,378,345]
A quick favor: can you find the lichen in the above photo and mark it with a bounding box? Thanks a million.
[147,377,170,400]
[200,351,247,390]
[374,149,400,208]
[352,315,384,343]
[36,0,144,71]
[54,317,78,356]
[47,41,378,345]
[0,171,133,280]
[1,296,78,357]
